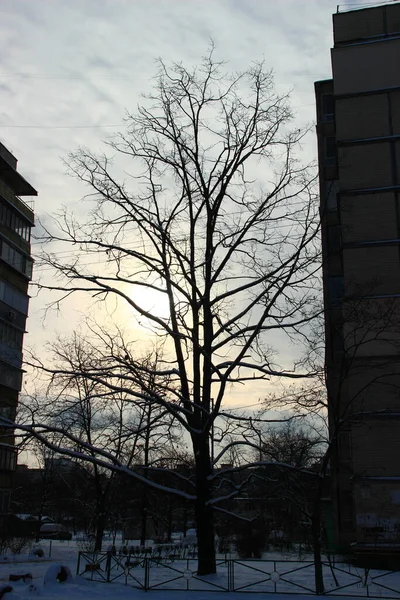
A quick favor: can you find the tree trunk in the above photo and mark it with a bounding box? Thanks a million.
[95,500,107,552]
[194,439,216,575]
[140,489,147,546]
[183,504,188,536]
[95,519,105,552]
[35,515,42,544]
[167,499,173,542]
[140,402,151,546]
[312,503,324,595]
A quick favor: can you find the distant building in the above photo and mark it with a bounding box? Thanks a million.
[0,142,36,526]
[44,457,79,473]
[316,1,400,557]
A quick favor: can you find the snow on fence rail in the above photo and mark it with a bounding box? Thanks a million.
[77,551,400,596]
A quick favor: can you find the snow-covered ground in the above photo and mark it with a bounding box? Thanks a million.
[0,539,398,600]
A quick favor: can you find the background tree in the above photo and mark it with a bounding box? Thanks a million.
[253,291,400,592]
[20,49,318,575]
[258,420,322,469]
[29,328,181,550]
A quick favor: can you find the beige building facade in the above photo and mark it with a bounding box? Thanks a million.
[316,2,400,555]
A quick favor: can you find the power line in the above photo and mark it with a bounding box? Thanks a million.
[0,124,122,129]
[0,73,148,80]
[0,104,314,131]
[223,402,262,412]
[33,259,125,273]
[31,217,311,263]
[31,223,309,265]
[31,203,309,250]
[0,72,316,111]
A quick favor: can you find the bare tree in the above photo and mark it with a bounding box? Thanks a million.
[255,290,400,592]
[258,420,323,469]
[28,329,181,550]
[18,49,319,574]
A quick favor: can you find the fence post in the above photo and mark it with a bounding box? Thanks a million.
[76,551,81,575]
[144,558,149,591]
[106,551,111,582]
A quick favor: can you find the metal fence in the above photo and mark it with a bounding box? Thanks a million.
[77,551,400,596]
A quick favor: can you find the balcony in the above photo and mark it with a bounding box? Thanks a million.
[0,444,17,472]
[337,2,399,13]
[0,181,34,225]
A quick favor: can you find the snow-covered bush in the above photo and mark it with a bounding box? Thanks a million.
[76,536,95,552]
[0,536,32,556]
[7,537,32,554]
[0,537,9,556]
[44,563,72,585]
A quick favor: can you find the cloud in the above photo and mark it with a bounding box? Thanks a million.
[0,0,341,402]
[0,81,12,97]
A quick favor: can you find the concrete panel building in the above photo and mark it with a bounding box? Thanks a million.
[316,1,400,556]
[0,142,36,528]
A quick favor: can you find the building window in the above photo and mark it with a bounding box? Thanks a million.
[332,325,344,353]
[340,490,354,531]
[361,486,371,500]
[338,432,352,463]
[0,362,23,391]
[0,405,16,422]
[324,137,336,166]
[0,279,29,315]
[0,445,17,471]
[0,338,23,369]
[0,198,31,242]
[328,225,342,253]
[0,238,33,279]
[322,94,334,122]
[324,181,340,212]
[329,276,344,306]
[0,342,22,368]
[0,490,10,513]
[0,321,23,349]
[391,490,400,505]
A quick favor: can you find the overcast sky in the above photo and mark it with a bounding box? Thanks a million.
[0,0,354,403]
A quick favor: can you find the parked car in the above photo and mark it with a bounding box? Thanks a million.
[40,523,72,541]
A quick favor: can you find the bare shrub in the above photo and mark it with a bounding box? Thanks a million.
[76,536,96,552]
